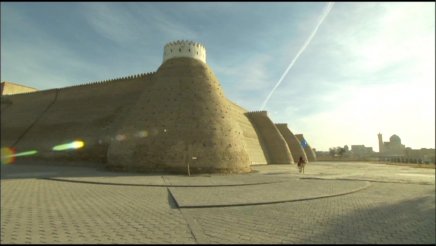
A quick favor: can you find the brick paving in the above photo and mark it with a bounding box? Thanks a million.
[182,182,435,244]
[1,161,435,244]
[1,179,195,244]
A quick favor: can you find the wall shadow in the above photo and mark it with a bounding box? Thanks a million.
[305,192,436,244]
[0,159,168,180]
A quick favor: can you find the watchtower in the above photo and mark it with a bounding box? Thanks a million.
[163,40,206,64]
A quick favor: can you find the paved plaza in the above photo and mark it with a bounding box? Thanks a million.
[1,161,435,244]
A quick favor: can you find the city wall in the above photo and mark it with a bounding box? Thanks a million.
[295,134,316,161]
[1,89,58,147]
[245,111,294,164]
[275,123,308,163]
[1,57,314,172]
[107,58,251,173]
[1,72,155,163]
[1,81,38,95]
[228,101,269,165]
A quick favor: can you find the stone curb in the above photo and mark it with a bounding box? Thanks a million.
[172,181,372,209]
[38,177,373,209]
[301,177,434,185]
[38,177,287,188]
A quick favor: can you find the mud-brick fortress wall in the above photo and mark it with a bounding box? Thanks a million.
[275,123,308,163]
[245,111,294,164]
[1,81,38,96]
[227,101,269,165]
[1,40,316,173]
[295,134,316,161]
[107,57,251,173]
[1,73,155,163]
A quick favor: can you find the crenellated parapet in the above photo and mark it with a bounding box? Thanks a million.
[275,123,308,163]
[3,72,157,96]
[163,40,206,64]
[1,88,58,97]
[245,110,293,164]
[275,123,288,127]
[1,40,316,173]
[245,110,268,116]
[64,71,156,89]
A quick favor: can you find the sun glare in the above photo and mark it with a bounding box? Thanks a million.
[52,140,85,151]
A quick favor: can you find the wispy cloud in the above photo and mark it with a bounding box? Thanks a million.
[80,3,145,45]
[1,2,434,150]
[260,2,335,110]
[81,3,199,46]
[143,6,200,42]
[320,2,434,84]
[265,2,435,150]
[211,53,276,110]
[1,6,108,89]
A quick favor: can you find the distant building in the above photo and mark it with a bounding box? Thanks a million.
[1,81,38,95]
[350,145,373,158]
[378,133,435,164]
[404,148,436,164]
[317,133,434,163]
[378,133,405,156]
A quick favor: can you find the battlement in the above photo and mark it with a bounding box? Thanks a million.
[1,71,156,97]
[1,88,58,98]
[275,123,288,127]
[1,81,38,96]
[1,40,317,173]
[245,110,268,116]
[62,71,155,90]
[163,40,206,64]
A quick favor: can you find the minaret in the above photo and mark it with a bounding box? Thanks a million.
[377,133,384,153]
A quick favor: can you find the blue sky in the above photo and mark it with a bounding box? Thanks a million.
[1,2,435,151]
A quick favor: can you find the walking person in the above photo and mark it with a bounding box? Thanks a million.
[297,156,306,174]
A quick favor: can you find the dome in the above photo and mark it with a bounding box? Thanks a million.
[389,134,401,143]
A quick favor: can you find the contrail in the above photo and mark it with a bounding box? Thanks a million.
[260,2,335,110]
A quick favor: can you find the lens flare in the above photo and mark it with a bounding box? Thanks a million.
[135,130,148,138]
[52,140,85,151]
[1,147,16,165]
[115,134,127,141]
[0,148,37,165]
[13,150,38,157]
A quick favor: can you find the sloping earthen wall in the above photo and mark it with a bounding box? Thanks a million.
[107,58,251,173]
[275,123,308,163]
[1,74,155,163]
[1,57,308,172]
[1,89,58,147]
[245,111,293,164]
[0,97,12,112]
[1,81,38,95]
[227,101,269,164]
[295,134,316,161]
